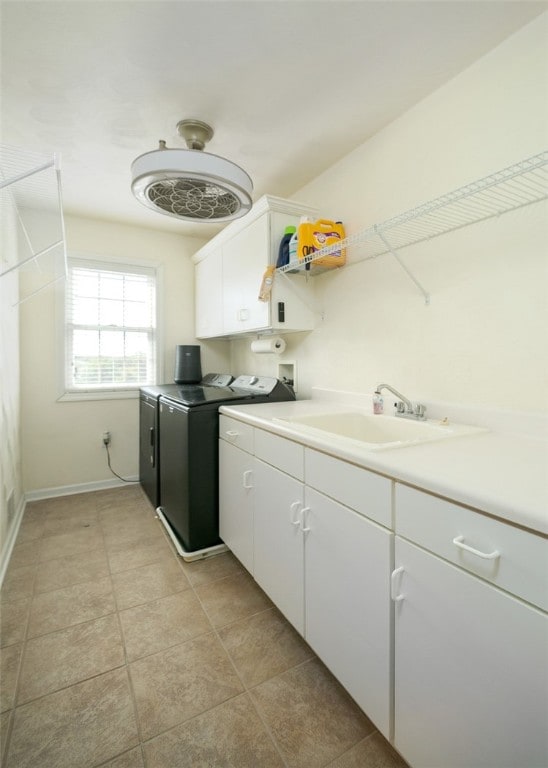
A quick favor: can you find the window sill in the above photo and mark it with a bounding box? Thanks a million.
[57,389,140,403]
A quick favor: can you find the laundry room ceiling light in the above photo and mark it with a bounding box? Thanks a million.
[131,119,253,222]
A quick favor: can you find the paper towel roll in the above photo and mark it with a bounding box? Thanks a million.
[250,337,286,355]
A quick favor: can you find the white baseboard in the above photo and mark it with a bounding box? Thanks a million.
[0,495,26,587]
[25,476,140,502]
[1,478,140,586]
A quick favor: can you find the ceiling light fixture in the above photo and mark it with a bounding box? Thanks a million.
[131,119,253,222]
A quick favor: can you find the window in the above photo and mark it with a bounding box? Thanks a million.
[64,258,158,396]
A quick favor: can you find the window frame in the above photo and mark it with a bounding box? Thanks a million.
[57,253,163,402]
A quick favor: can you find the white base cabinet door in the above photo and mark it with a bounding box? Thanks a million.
[253,458,305,634]
[304,487,393,740]
[218,440,254,574]
[393,537,548,768]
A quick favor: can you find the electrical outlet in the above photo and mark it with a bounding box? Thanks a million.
[102,431,111,446]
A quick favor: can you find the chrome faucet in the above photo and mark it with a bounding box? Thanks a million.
[375,383,427,420]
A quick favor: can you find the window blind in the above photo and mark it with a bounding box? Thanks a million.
[65,259,157,391]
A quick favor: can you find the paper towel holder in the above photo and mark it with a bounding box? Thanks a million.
[250,336,286,355]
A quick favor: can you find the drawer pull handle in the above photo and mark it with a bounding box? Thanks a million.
[453,535,500,561]
[290,501,302,526]
[225,430,239,441]
[242,470,253,489]
[391,566,405,602]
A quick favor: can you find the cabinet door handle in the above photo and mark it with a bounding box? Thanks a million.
[300,506,311,534]
[149,428,155,467]
[225,430,239,441]
[452,535,500,561]
[391,566,405,602]
[290,501,302,526]
[242,470,253,489]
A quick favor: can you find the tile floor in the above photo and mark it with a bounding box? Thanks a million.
[0,485,408,768]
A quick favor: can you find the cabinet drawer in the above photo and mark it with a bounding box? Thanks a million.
[305,449,392,528]
[254,429,304,480]
[219,415,254,454]
[395,484,548,610]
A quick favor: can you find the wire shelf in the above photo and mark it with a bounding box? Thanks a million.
[1,144,67,304]
[278,151,548,279]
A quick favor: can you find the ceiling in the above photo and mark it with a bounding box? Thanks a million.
[1,0,546,238]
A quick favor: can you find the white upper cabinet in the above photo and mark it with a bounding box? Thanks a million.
[194,247,223,339]
[222,214,270,334]
[193,195,318,338]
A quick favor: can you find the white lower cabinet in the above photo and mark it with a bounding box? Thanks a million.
[252,453,393,739]
[220,421,548,768]
[393,488,548,768]
[304,486,392,739]
[253,458,305,634]
[230,429,393,738]
[219,439,254,574]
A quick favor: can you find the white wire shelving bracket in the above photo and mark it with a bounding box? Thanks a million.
[277,151,548,305]
[0,144,68,305]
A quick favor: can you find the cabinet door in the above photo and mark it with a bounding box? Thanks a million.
[253,457,304,634]
[219,440,254,574]
[394,537,548,768]
[195,248,223,338]
[305,487,392,739]
[222,215,270,333]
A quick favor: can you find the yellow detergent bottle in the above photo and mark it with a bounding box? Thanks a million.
[297,219,346,269]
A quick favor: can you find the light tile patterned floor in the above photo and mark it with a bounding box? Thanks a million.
[0,485,408,767]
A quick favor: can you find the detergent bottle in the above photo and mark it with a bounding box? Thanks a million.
[283,228,300,273]
[297,219,346,270]
[276,226,296,269]
[288,229,298,264]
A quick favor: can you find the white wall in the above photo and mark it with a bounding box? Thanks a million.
[19,214,230,495]
[0,210,23,580]
[14,14,548,498]
[231,14,548,411]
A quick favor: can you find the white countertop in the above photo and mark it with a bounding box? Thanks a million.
[219,397,548,536]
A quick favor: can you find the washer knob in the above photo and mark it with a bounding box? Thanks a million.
[249,376,258,385]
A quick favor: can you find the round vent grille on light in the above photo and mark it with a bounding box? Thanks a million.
[146,179,240,220]
[131,120,253,223]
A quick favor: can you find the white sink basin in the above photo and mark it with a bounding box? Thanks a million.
[273,411,487,451]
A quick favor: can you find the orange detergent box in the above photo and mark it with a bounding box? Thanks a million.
[297,219,346,269]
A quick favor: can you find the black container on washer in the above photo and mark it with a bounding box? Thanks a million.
[174,345,202,384]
